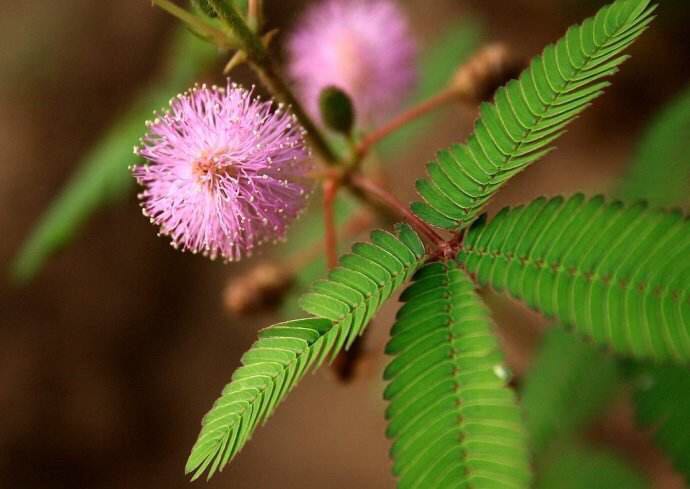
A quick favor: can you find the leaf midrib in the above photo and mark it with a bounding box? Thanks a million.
[462,15,628,227]
[460,245,688,305]
[445,266,475,488]
[211,256,415,447]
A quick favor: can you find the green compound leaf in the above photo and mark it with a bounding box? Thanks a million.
[536,444,649,489]
[186,225,425,480]
[384,263,530,489]
[618,83,690,207]
[299,225,425,359]
[11,29,217,283]
[457,194,690,363]
[413,0,656,230]
[521,327,619,455]
[185,316,331,480]
[632,364,690,482]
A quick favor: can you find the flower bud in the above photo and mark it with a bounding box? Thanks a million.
[319,86,356,136]
[287,0,416,125]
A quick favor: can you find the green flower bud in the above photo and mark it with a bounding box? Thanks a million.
[318,86,355,135]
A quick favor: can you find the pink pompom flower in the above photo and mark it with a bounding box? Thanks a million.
[132,82,312,261]
[286,0,417,126]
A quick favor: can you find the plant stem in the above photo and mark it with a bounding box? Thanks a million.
[206,0,264,57]
[286,211,374,274]
[248,0,263,31]
[153,0,236,49]
[322,179,339,269]
[251,62,339,164]
[207,0,339,165]
[197,2,461,257]
[355,87,462,159]
[347,173,446,250]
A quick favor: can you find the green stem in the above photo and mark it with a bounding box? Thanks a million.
[248,0,263,31]
[207,0,338,165]
[153,0,236,49]
[206,1,265,59]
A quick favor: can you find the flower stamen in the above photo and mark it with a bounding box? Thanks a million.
[192,152,239,189]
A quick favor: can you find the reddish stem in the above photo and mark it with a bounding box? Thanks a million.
[323,178,340,269]
[283,211,374,275]
[347,173,446,250]
[356,88,461,159]
[248,0,263,30]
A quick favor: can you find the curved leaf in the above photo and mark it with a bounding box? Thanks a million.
[384,262,530,489]
[187,225,425,480]
[413,0,655,230]
[186,317,331,479]
[458,194,690,362]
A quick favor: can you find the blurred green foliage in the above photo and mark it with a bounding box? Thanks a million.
[633,364,690,482]
[193,0,248,15]
[524,81,690,482]
[620,83,690,484]
[11,29,217,283]
[193,0,219,17]
[522,328,620,455]
[536,444,649,489]
[618,84,690,207]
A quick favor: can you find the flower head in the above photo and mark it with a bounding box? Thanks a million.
[287,0,416,125]
[132,82,312,261]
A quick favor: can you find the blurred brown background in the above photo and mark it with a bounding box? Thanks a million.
[1,1,689,488]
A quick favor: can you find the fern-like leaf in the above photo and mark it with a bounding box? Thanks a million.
[413,0,655,230]
[458,194,690,362]
[384,262,530,488]
[186,225,425,480]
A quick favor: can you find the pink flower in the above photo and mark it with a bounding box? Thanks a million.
[286,0,417,126]
[132,82,312,261]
